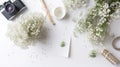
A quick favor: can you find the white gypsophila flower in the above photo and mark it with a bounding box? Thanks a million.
[7,13,44,48]
[75,2,113,45]
[110,2,120,19]
[63,0,88,11]
[104,3,109,9]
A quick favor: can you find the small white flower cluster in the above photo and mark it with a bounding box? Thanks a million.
[7,13,44,48]
[75,1,120,45]
[63,0,88,10]
[89,3,111,44]
[110,2,120,19]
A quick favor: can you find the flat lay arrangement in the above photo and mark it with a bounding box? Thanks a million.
[1,0,120,67]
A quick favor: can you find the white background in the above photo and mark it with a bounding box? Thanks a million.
[0,0,120,67]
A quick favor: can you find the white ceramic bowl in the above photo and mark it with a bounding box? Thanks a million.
[54,7,66,20]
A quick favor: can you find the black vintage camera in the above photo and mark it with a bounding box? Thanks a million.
[0,0,26,20]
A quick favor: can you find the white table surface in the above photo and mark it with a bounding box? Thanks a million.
[0,0,120,67]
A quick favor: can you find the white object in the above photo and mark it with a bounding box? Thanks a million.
[54,7,66,19]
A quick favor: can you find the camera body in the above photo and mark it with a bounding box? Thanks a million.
[0,0,26,20]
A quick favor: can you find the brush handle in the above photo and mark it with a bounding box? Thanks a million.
[41,0,55,25]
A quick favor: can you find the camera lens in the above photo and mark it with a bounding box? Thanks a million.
[6,5,13,12]
[5,4,15,14]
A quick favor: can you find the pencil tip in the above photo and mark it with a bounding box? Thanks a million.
[53,23,56,25]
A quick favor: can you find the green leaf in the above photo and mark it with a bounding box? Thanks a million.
[61,41,66,47]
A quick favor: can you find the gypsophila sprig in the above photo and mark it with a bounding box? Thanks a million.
[7,13,44,48]
[75,0,120,45]
[63,0,88,11]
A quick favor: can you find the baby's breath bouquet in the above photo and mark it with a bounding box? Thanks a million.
[75,0,120,45]
[7,13,44,48]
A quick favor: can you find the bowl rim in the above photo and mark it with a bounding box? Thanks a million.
[54,6,66,19]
